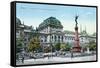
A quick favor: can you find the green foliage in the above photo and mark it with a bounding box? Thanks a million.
[54,43,61,51]
[60,43,71,51]
[28,37,41,53]
[16,38,23,53]
[60,43,66,51]
[54,42,71,51]
[92,32,96,36]
[44,46,51,53]
[65,43,71,51]
[88,40,96,51]
[52,45,56,52]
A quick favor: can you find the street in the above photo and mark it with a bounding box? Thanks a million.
[16,54,96,65]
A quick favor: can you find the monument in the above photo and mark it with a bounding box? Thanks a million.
[72,15,81,52]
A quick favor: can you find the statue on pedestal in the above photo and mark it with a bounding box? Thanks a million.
[72,15,81,52]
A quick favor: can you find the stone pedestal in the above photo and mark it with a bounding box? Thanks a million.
[72,26,81,52]
[72,47,81,52]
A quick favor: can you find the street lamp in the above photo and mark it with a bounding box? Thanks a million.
[50,26,53,58]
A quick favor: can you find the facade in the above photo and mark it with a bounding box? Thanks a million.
[16,18,35,51]
[64,30,96,48]
[38,17,65,47]
[16,17,96,52]
[38,17,96,50]
[80,31,96,48]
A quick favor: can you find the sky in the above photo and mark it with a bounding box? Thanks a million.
[16,3,96,34]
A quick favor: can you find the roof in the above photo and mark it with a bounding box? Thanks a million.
[64,30,75,35]
[38,17,63,30]
[16,17,21,25]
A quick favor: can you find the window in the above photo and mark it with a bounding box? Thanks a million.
[62,36,63,42]
[41,40,43,42]
[45,36,47,42]
[52,36,53,39]
[55,35,57,41]
[44,39,47,42]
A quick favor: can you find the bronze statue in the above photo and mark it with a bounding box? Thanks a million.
[75,15,79,27]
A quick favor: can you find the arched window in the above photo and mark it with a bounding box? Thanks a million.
[58,36,60,42]
[62,36,63,42]
[52,36,53,39]
[44,36,47,42]
[41,40,43,42]
[55,35,56,41]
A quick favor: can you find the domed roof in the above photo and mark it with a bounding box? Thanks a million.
[16,17,21,25]
[38,17,63,30]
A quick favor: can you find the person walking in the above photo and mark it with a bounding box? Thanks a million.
[70,49,73,58]
[22,56,24,63]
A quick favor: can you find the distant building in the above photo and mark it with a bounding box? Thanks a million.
[80,30,96,48]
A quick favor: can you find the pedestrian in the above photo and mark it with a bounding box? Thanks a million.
[71,49,73,58]
[22,56,24,63]
[71,51,73,58]
[48,55,49,59]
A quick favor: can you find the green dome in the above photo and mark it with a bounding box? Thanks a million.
[16,18,21,25]
[38,17,63,30]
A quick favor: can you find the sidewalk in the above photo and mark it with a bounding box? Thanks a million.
[16,54,96,65]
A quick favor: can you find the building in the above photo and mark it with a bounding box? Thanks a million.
[38,17,66,47]
[16,18,35,51]
[80,30,96,48]
[16,17,96,52]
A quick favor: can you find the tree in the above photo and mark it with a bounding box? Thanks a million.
[27,37,41,53]
[16,38,23,60]
[88,40,96,51]
[60,43,66,51]
[92,32,96,36]
[60,43,71,51]
[65,43,71,51]
[54,43,61,51]
[85,40,96,51]
[16,38,23,53]
[44,46,51,53]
